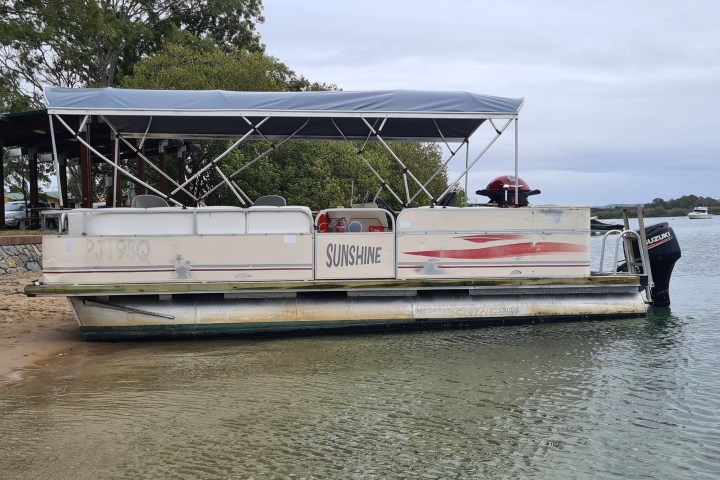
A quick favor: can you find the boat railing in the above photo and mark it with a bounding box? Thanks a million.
[63,206,314,237]
[598,228,654,302]
[598,229,641,274]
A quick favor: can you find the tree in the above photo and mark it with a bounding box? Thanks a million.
[2,150,53,202]
[119,34,339,206]
[120,30,312,92]
[120,36,452,209]
[0,77,31,113]
[0,0,265,107]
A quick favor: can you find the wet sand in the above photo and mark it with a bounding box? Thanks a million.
[0,272,82,383]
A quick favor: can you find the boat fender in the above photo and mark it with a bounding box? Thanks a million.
[317,212,329,233]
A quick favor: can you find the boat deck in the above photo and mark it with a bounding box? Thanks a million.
[26,273,644,297]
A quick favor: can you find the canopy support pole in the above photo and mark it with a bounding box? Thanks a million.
[407,119,469,206]
[464,140,469,206]
[331,119,405,207]
[48,115,64,208]
[514,118,519,204]
[113,135,120,207]
[436,119,513,204]
[172,117,269,197]
[52,114,183,207]
[101,119,197,202]
[200,119,310,202]
[407,139,467,206]
[361,118,435,205]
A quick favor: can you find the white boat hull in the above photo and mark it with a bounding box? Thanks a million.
[66,284,646,340]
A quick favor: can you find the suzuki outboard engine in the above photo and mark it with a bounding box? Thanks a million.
[618,222,681,307]
[476,175,541,207]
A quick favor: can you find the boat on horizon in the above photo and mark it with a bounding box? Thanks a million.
[590,216,625,236]
[687,206,713,219]
[25,87,682,340]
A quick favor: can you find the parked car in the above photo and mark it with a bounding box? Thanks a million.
[4,200,53,228]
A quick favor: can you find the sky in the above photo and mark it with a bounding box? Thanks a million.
[257,0,719,206]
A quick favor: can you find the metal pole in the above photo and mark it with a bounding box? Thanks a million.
[635,205,655,302]
[48,115,64,208]
[464,140,469,206]
[514,119,519,205]
[80,124,92,208]
[113,135,119,206]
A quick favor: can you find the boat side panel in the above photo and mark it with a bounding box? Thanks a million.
[397,207,590,279]
[314,232,395,279]
[42,234,314,284]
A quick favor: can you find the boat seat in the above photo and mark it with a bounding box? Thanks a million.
[254,195,286,207]
[131,194,169,208]
[438,191,458,207]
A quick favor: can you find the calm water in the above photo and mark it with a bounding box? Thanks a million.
[1,217,719,479]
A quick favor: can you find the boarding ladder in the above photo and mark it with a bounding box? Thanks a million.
[598,206,655,303]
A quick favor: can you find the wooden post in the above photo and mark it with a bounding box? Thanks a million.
[137,142,147,195]
[59,157,69,207]
[114,162,123,207]
[80,127,92,208]
[159,146,168,196]
[176,147,186,205]
[28,148,39,229]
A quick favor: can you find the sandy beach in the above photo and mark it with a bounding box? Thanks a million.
[0,272,82,384]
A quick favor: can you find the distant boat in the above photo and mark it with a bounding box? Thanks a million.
[687,206,713,219]
[590,216,624,235]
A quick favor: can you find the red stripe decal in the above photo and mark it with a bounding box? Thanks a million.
[458,234,525,244]
[405,242,586,259]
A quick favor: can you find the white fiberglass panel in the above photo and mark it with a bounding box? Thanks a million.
[196,208,246,234]
[247,206,313,234]
[41,234,313,284]
[67,208,195,236]
[396,206,590,279]
[315,232,396,280]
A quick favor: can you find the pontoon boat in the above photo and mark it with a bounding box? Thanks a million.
[25,88,681,340]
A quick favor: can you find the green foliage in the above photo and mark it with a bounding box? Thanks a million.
[121,35,301,92]
[0,79,31,113]
[177,138,451,211]
[120,38,449,209]
[2,150,53,201]
[593,195,720,218]
[1,0,452,209]
[0,0,265,106]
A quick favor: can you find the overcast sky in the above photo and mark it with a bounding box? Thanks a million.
[258,0,719,206]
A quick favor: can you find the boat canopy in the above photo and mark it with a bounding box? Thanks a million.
[43,87,524,142]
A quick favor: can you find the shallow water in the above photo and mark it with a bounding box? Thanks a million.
[1,216,719,479]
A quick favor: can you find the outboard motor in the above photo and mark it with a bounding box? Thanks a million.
[476,175,541,207]
[618,222,681,307]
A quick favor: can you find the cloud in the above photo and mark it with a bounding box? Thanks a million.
[258,1,720,205]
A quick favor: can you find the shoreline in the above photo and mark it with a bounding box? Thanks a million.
[0,272,83,385]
